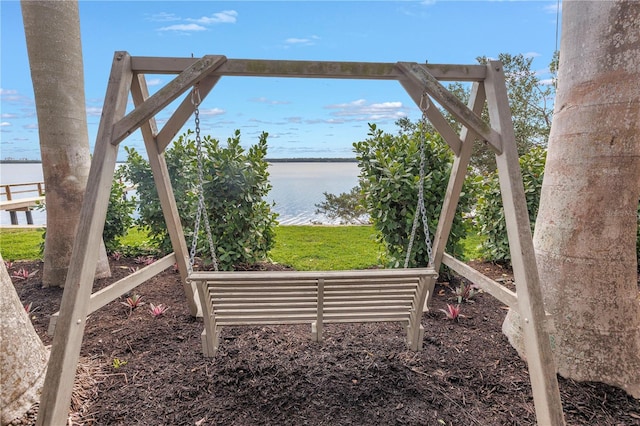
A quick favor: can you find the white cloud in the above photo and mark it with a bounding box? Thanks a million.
[1,113,17,119]
[199,108,225,116]
[284,35,320,46]
[524,51,541,58]
[157,10,238,33]
[0,122,10,127]
[286,38,311,44]
[0,88,27,103]
[146,78,163,86]
[86,106,102,117]
[188,10,238,25]
[147,12,181,22]
[325,99,407,121]
[543,3,561,14]
[158,24,207,32]
[250,97,291,105]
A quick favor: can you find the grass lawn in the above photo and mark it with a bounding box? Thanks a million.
[0,225,485,268]
[0,228,45,261]
[270,225,382,270]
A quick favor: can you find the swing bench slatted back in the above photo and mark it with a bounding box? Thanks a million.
[190,268,437,357]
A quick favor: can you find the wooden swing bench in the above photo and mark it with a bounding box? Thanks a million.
[189,268,438,357]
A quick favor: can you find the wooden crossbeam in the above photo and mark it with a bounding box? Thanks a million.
[130,57,487,81]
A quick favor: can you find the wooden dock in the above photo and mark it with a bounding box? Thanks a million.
[0,182,45,225]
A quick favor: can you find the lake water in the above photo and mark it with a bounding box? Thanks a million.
[0,162,360,226]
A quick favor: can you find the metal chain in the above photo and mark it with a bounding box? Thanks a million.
[189,85,219,271]
[404,91,434,268]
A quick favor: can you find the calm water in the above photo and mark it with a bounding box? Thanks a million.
[0,162,360,226]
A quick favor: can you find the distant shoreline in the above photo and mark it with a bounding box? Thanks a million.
[1,158,358,164]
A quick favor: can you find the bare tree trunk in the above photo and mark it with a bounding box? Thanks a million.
[503,0,640,398]
[0,255,49,425]
[21,0,110,287]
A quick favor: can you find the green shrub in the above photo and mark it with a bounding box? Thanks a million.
[120,129,278,270]
[103,168,137,253]
[474,145,546,262]
[354,123,473,268]
[315,186,369,224]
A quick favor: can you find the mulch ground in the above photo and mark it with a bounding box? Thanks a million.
[7,257,640,425]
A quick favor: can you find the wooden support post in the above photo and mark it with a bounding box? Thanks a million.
[484,61,565,426]
[36,52,133,426]
[196,279,217,357]
[129,74,200,316]
[430,82,486,275]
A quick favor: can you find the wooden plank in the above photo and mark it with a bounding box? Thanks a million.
[0,196,45,210]
[130,57,487,81]
[442,253,518,310]
[0,182,45,198]
[397,62,503,154]
[324,315,409,322]
[484,60,564,426]
[37,51,133,426]
[196,279,216,357]
[215,307,318,315]
[130,74,199,316]
[216,315,316,324]
[431,82,487,278]
[111,55,227,146]
[156,73,222,152]
[190,268,436,281]
[47,253,177,336]
[88,253,176,313]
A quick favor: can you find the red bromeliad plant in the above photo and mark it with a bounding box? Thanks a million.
[149,303,169,318]
[11,267,38,281]
[121,294,145,310]
[439,304,462,321]
[454,282,478,304]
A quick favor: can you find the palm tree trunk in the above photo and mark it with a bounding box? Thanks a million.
[21,0,110,286]
[0,255,49,424]
[503,0,640,398]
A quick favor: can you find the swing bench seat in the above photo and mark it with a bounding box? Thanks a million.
[189,268,438,357]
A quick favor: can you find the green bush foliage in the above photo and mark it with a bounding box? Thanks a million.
[354,123,473,268]
[103,168,137,253]
[120,129,278,270]
[473,145,546,262]
[314,186,369,224]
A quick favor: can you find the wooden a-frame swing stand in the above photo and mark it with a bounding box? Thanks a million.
[37,52,565,425]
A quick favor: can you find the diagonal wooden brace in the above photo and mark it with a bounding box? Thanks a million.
[111,55,227,146]
[397,62,502,154]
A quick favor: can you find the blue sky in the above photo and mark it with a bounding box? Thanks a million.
[1,0,561,160]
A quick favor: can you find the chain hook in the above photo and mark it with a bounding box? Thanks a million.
[191,84,201,107]
[419,91,430,113]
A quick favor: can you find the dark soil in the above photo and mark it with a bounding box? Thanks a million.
[8,258,640,425]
